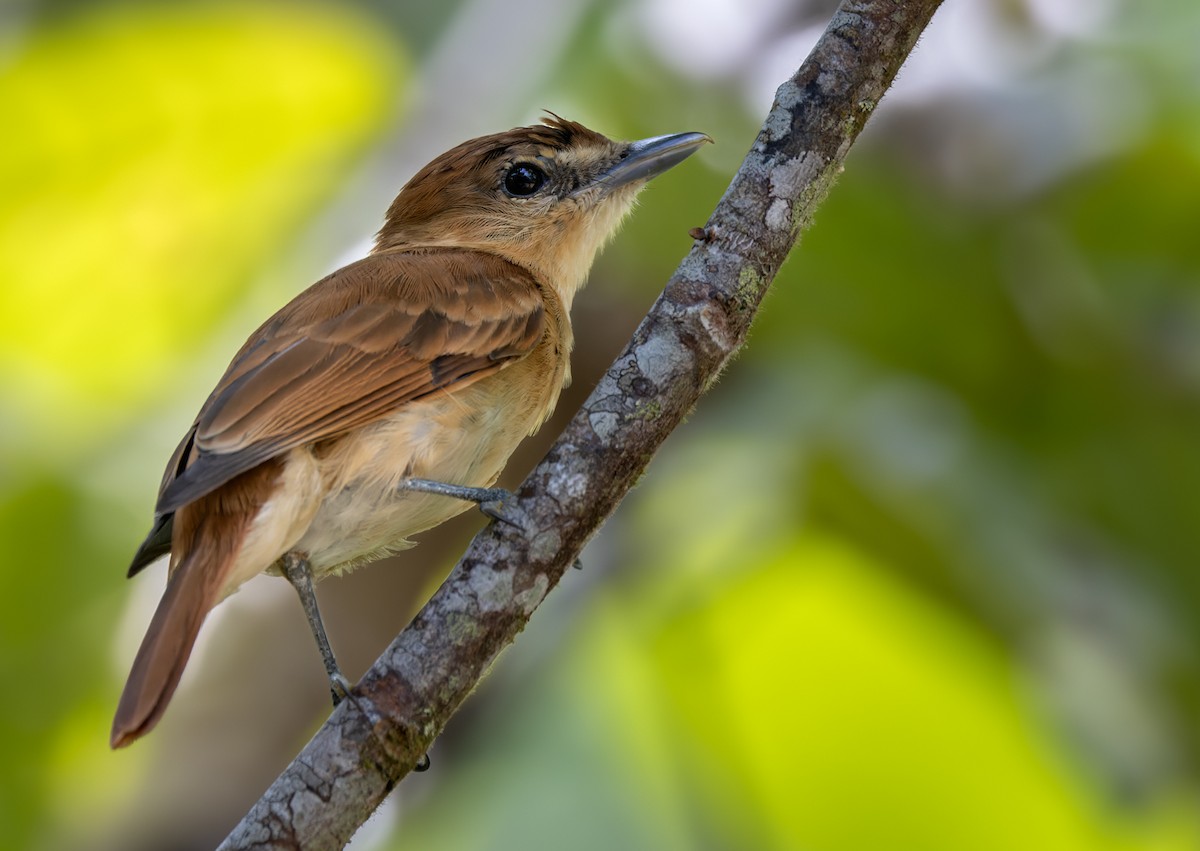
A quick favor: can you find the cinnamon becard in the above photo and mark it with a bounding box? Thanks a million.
[111,116,710,748]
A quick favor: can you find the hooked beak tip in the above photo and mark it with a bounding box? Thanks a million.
[588,131,711,193]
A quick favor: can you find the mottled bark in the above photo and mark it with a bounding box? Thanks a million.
[218,0,945,847]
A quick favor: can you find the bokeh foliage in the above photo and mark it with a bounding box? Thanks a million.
[0,3,400,847]
[2,0,1198,849]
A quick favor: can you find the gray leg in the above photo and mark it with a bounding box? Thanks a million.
[400,478,522,528]
[281,552,352,707]
[282,552,427,766]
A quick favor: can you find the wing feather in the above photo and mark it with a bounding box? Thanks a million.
[153,249,545,515]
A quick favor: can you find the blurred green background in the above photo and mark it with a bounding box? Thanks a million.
[2,0,1198,849]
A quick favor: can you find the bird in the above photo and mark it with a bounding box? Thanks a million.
[110,115,710,749]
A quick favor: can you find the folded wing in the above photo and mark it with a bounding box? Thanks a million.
[154,249,546,517]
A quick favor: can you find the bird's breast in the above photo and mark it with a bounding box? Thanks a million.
[293,339,567,577]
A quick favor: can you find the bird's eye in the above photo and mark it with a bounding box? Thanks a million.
[503,163,546,197]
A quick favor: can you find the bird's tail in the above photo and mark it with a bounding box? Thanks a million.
[110,510,246,749]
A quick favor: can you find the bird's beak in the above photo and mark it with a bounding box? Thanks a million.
[587,131,712,194]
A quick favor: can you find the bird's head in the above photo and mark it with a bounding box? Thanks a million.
[375,116,710,306]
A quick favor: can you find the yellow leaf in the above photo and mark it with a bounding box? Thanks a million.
[0,3,404,439]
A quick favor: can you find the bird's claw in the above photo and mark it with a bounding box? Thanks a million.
[329,672,355,707]
[479,491,523,529]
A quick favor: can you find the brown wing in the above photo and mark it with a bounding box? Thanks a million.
[153,249,545,516]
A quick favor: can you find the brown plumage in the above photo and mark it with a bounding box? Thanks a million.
[112,116,710,748]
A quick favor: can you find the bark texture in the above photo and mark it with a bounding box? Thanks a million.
[219,0,946,847]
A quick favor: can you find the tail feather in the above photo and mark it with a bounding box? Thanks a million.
[110,551,222,749]
[112,456,284,749]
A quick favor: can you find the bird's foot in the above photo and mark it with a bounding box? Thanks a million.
[401,478,524,529]
[329,671,355,707]
[478,490,522,529]
[329,670,430,772]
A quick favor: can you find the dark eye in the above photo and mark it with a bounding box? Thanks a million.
[503,163,546,197]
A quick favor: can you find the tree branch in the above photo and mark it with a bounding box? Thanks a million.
[218,0,944,847]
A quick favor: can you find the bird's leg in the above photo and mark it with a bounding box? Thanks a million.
[280,551,353,707]
[281,552,430,768]
[400,478,523,528]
